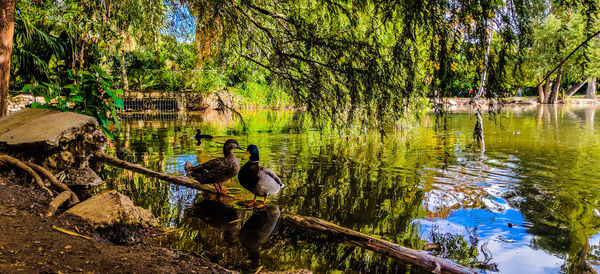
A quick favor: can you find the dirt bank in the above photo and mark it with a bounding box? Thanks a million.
[0,171,235,273]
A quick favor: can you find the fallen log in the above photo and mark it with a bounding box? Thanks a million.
[45,191,73,217]
[93,151,216,193]
[283,215,474,274]
[0,155,53,196]
[95,152,474,273]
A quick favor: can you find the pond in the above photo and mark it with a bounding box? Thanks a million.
[102,104,600,273]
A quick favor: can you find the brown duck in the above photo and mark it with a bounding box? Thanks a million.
[185,139,243,194]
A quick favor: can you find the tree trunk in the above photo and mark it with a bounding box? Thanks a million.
[0,0,16,117]
[120,53,129,91]
[475,30,493,99]
[538,78,545,103]
[585,77,596,99]
[543,77,552,103]
[566,78,589,98]
[547,65,563,104]
[194,24,204,70]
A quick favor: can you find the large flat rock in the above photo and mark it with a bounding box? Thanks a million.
[64,190,158,228]
[0,109,98,148]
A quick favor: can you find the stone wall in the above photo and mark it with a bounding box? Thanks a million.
[7,94,45,114]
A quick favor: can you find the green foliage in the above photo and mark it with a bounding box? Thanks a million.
[10,8,66,89]
[23,66,124,139]
[10,0,600,129]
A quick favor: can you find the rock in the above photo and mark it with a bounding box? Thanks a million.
[0,109,107,188]
[62,167,103,187]
[64,190,157,228]
[0,109,101,148]
[448,99,457,105]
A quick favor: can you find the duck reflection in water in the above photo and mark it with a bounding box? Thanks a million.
[185,198,240,244]
[239,205,281,267]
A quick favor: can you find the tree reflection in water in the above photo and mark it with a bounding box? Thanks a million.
[100,106,600,272]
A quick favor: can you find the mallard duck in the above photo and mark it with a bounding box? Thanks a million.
[185,139,243,194]
[195,129,213,145]
[238,145,285,206]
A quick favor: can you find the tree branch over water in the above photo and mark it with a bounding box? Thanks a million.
[187,0,554,130]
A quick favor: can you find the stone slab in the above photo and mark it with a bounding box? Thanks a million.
[64,190,158,228]
[0,109,98,148]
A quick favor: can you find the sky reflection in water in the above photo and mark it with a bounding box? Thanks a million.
[104,105,600,273]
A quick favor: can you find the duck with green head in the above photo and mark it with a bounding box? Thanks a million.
[185,139,243,194]
[238,145,285,206]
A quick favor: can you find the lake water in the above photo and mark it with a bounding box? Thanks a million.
[103,104,600,273]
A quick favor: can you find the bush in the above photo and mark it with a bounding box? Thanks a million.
[23,65,123,139]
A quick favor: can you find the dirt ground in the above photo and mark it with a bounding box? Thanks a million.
[0,170,236,273]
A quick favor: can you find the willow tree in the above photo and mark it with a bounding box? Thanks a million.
[0,0,15,117]
[183,0,542,131]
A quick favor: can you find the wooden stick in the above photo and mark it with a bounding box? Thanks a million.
[45,191,72,217]
[283,215,475,274]
[25,162,79,205]
[93,151,216,193]
[93,152,473,273]
[0,155,53,197]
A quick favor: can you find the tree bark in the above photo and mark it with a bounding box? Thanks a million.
[0,0,16,117]
[566,78,589,98]
[585,77,596,99]
[547,65,563,104]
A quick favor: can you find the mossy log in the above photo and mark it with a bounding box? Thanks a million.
[96,152,474,273]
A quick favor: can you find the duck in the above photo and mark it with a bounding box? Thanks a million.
[195,129,213,145]
[238,145,285,206]
[185,139,243,194]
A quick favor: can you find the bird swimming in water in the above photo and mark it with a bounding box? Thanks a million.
[238,145,285,206]
[195,129,214,145]
[185,139,243,194]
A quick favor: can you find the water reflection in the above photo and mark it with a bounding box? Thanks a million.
[102,106,600,273]
[185,198,239,244]
[239,205,281,267]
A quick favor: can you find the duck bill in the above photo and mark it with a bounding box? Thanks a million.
[242,151,251,160]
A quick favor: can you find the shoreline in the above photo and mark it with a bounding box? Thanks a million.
[0,172,236,273]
